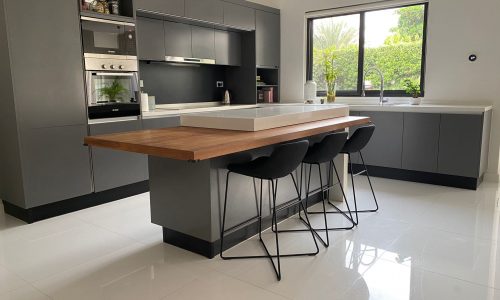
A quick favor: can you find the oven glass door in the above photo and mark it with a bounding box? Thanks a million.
[82,20,136,56]
[87,72,138,105]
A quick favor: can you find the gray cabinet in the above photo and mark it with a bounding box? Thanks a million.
[20,126,93,208]
[185,0,224,24]
[89,120,148,192]
[142,116,181,129]
[223,2,255,30]
[438,114,483,177]
[358,111,404,168]
[137,17,165,61]
[256,10,280,68]
[191,26,215,60]
[402,113,440,173]
[164,21,192,58]
[135,0,185,16]
[6,0,86,129]
[215,30,241,66]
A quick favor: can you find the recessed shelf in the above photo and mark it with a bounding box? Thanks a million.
[80,11,135,23]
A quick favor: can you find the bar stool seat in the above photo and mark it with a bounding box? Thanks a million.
[275,132,356,247]
[220,140,319,281]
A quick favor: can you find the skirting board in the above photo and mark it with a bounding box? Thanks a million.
[350,164,480,190]
[3,181,149,224]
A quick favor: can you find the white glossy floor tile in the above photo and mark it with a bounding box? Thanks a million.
[0,177,499,300]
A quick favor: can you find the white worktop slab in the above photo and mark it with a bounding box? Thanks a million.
[180,104,349,131]
[349,104,492,114]
[142,104,258,119]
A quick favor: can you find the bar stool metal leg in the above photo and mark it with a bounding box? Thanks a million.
[220,171,319,281]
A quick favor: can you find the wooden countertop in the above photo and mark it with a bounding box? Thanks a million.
[84,116,371,161]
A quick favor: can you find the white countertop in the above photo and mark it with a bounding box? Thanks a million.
[349,103,492,114]
[141,101,493,119]
[180,104,349,131]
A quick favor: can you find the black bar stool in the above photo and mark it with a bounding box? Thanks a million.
[274,132,355,247]
[340,124,379,225]
[220,140,319,281]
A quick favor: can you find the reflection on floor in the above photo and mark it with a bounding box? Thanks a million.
[0,177,499,299]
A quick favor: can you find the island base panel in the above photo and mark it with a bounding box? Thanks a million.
[148,142,333,258]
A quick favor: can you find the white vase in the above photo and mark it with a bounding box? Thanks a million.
[304,80,317,102]
[409,97,422,105]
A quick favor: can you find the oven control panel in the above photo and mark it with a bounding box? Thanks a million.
[84,54,138,72]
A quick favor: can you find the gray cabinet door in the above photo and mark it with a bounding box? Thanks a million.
[90,120,148,192]
[256,10,280,68]
[185,0,224,24]
[142,116,181,129]
[223,2,255,30]
[215,30,241,66]
[357,111,404,168]
[137,17,165,61]
[402,113,440,173]
[191,26,215,59]
[20,125,93,208]
[164,21,192,58]
[6,0,86,129]
[438,114,483,177]
[135,0,185,16]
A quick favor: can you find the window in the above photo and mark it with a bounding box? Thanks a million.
[307,3,428,97]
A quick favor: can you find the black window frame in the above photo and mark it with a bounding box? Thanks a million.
[306,2,429,98]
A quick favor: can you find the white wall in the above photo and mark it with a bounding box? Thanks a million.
[279,0,500,179]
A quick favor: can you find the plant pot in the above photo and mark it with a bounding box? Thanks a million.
[409,97,422,105]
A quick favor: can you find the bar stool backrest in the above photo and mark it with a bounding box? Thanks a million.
[303,132,348,164]
[266,140,309,179]
[342,124,376,154]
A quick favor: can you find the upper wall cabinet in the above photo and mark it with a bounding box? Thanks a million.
[223,2,255,30]
[185,0,224,24]
[137,17,165,61]
[164,21,193,58]
[191,26,216,60]
[256,10,280,68]
[135,0,185,16]
[215,30,241,66]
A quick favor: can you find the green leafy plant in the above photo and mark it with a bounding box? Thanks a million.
[318,47,339,102]
[403,79,421,98]
[99,80,127,102]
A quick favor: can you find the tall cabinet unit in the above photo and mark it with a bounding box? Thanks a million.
[0,0,93,210]
[255,10,280,103]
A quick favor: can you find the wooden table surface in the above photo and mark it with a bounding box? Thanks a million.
[84,116,371,161]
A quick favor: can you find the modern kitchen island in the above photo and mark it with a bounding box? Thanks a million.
[84,105,371,258]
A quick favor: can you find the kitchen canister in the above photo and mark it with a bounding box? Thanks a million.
[304,80,317,102]
[140,92,149,112]
[148,96,156,111]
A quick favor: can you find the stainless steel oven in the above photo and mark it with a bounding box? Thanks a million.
[81,16,136,57]
[84,56,140,120]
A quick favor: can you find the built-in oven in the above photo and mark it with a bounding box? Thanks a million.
[84,56,140,120]
[81,16,136,57]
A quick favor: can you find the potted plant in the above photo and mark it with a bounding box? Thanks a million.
[320,48,338,103]
[99,80,128,102]
[404,79,422,105]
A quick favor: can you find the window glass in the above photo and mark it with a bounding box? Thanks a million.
[312,14,360,92]
[308,3,427,97]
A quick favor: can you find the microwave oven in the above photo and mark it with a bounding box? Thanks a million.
[81,16,136,57]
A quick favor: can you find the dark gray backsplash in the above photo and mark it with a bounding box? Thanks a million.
[139,61,227,104]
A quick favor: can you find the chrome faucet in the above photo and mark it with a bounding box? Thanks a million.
[361,66,388,105]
